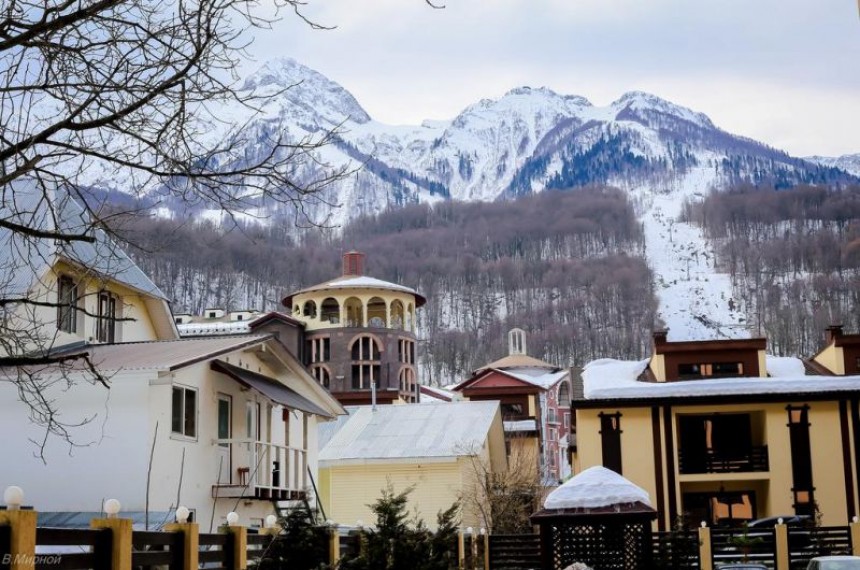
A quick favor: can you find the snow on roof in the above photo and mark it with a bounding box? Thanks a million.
[505,368,569,390]
[583,357,860,400]
[328,275,417,294]
[504,419,537,432]
[318,401,500,465]
[419,384,456,402]
[544,466,652,510]
[177,321,251,336]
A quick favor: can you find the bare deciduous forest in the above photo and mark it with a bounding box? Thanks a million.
[683,184,860,355]
[124,187,657,383]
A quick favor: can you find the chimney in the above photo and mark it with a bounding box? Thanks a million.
[342,251,365,277]
[826,325,844,344]
[653,330,668,352]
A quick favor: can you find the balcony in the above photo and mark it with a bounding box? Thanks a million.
[211,439,307,501]
[678,445,769,474]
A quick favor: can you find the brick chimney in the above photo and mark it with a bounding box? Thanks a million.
[342,251,366,277]
[826,324,844,344]
[653,330,669,352]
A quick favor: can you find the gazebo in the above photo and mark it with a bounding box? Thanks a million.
[530,467,657,570]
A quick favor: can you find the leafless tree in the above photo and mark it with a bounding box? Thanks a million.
[0,0,435,456]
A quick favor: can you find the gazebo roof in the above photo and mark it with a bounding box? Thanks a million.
[539,466,655,514]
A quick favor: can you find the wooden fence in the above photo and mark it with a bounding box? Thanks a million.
[487,534,541,570]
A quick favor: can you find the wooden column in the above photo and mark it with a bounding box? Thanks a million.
[163,522,199,570]
[698,526,713,570]
[0,510,37,570]
[224,525,247,570]
[775,523,789,570]
[91,517,132,570]
[851,519,860,557]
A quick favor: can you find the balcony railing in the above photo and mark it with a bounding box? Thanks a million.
[678,445,769,474]
[212,438,307,500]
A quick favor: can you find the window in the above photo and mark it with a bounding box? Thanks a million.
[97,291,117,343]
[172,386,197,438]
[599,412,623,474]
[312,365,331,388]
[236,314,243,321]
[320,298,339,323]
[564,412,570,429]
[57,276,78,333]
[398,339,415,364]
[501,403,525,418]
[787,405,814,515]
[558,382,571,406]
[712,362,742,376]
[548,408,558,424]
[351,335,381,389]
[303,300,317,318]
[399,368,416,401]
[217,395,231,445]
[678,362,744,379]
[855,356,860,372]
[208,311,216,318]
[307,337,330,364]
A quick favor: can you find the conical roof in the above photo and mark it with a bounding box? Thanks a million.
[544,466,652,510]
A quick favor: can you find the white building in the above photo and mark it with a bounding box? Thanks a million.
[0,182,344,528]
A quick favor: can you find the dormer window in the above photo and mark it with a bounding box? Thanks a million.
[97,290,117,343]
[678,362,743,380]
[57,276,78,333]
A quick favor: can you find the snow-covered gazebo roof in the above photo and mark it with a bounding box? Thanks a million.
[544,466,652,511]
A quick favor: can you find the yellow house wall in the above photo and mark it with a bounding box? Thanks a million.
[814,345,845,375]
[758,350,768,377]
[650,355,667,382]
[322,462,469,529]
[578,400,854,527]
[575,408,658,515]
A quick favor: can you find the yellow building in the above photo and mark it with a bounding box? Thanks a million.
[573,331,860,530]
[282,251,425,405]
[317,401,507,529]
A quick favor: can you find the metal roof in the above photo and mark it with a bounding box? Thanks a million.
[211,360,333,418]
[0,179,167,300]
[46,335,271,372]
[318,401,500,465]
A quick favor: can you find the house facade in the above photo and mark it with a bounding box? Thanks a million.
[573,330,860,530]
[282,251,425,405]
[453,329,572,485]
[316,401,507,529]
[0,184,343,528]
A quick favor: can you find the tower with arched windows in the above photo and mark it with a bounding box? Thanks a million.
[282,251,425,405]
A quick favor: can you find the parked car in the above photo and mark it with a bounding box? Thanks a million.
[748,516,812,528]
[716,564,768,570]
[807,556,860,570]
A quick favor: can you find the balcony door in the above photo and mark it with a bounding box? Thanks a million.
[216,394,232,484]
[679,414,753,473]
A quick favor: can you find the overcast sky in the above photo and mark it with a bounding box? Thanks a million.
[243,0,859,157]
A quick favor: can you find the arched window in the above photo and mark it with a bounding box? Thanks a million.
[350,335,381,389]
[303,300,317,318]
[390,300,404,329]
[344,297,363,327]
[558,382,571,407]
[367,297,386,328]
[320,297,339,324]
[312,365,331,389]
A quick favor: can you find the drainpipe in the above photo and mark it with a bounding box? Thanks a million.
[372,381,377,411]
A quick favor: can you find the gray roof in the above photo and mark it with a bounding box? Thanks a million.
[0,179,167,300]
[318,401,500,465]
[47,335,271,372]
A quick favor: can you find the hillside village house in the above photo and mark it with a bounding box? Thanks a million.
[316,401,507,529]
[453,329,572,485]
[0,183,344,528]
[572,329,860,531]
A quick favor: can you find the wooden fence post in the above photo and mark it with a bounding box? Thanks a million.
[458,531,465,570]
[775,522,789,570]
[0,509,37,570]
[851,518,860,556]
[328,526,340,566]
[698,525,713,570]
[163,522,199,570]
[91,517,132,570]
[481,529,489,570]
[224,525,247,570]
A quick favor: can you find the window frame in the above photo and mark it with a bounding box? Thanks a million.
[96,290,118,343]
[171,385,198,440]
[57,275,78,334]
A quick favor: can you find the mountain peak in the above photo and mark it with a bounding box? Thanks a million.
[503,86,592,107]
[241,57,371,124]
[612,90,714,129]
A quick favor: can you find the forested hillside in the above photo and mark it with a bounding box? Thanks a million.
[682,184,860,356]
[125,187,657,384]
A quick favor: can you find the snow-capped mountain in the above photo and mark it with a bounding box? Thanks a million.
[89,57,859,341]
[806,153,860,177]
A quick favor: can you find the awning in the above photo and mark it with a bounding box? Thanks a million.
[211,360,333,418]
